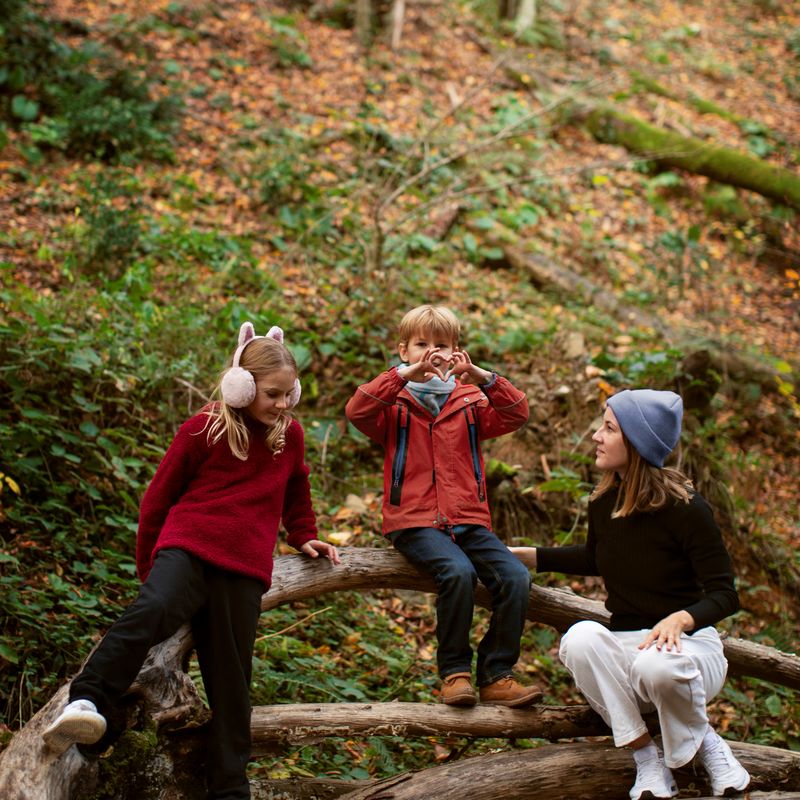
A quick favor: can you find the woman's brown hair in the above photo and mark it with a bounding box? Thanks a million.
[591,435,692,517]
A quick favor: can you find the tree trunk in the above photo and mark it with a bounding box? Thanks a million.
[514,0,536,32]
[336,740,800,799]
[2,549,799,799]
[354,0,371,49]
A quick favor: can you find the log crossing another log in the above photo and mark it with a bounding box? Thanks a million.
[2,548,799,800]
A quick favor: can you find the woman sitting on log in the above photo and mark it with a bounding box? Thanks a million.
[512,389,750,800]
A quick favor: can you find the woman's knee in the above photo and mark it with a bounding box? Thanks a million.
[631,648,695,696]
[559,620,609,666]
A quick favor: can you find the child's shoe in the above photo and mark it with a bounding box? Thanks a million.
[43,698,107,755]
[630,745,678,800]
[479,676,542,708]
[440,672,477,706]
[697,729,750,796]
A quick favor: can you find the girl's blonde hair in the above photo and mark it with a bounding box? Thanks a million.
[591,435,692,517]
[203,337,298,460]
[398,304,460,347]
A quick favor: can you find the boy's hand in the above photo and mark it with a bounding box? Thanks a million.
[397,347,448,382]
[301,540,341,565]
[445,350,492,386]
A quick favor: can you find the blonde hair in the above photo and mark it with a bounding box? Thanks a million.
[591,435,692,517]
[203,337,298,461]
[398,305,460,348]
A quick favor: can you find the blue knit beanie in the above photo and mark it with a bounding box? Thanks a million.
[606,389,683,467]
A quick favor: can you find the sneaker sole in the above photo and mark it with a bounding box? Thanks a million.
[718,781,751,797]
[43,714,106,756]
[480,690,543,708]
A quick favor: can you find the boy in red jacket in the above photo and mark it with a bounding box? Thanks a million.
[345,304,543,707]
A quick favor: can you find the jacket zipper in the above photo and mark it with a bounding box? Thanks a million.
[463,406,485,502]
[390,404,410,505]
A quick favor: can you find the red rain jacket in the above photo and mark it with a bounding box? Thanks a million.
[345,368,529,535]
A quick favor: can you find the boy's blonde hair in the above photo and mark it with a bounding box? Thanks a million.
[203,337,298,460]
[398,305,460,347]
[591,436,692,517]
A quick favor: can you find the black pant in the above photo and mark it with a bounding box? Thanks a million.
[69,548,264,800]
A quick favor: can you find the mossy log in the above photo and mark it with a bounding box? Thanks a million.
[2,549,799,800]
[581,104,800,210]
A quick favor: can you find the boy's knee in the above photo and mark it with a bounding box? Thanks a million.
[504,562,532,595]
[438,561,477,589]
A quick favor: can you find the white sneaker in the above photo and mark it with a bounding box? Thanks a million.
[630,748,678,800]
[698,732,751,796]
[42,699,107,755]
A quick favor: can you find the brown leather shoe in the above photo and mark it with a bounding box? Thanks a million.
[479,676,543,708]
[440,672,477,706]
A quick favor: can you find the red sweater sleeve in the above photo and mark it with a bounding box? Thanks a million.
[136,417,207,581]
[476,375,529,439]
[344,368,407,444]
[282,423,319,551]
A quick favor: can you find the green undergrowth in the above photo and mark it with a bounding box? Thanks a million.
[2,0,800,781]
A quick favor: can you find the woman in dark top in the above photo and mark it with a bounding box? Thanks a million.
[512,389,750,800]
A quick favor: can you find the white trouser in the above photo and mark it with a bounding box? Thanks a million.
[559,620,728,768]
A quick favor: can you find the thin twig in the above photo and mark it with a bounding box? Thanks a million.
[255,606,332,641]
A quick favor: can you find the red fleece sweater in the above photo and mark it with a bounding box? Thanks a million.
[136,409,318,588]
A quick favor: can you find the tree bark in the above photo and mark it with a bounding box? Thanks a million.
[2,548,798,800]
[250,702,610,754]
[335,740,800,799]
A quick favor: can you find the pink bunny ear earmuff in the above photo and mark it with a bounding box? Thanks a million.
[267,325,302,409]
[221,322,259,408]
[220,322,303,410]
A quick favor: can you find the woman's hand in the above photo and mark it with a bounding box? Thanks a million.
[638,610,695,652]
[508,546,537,570]
[445,350,492,386]
[397,348,448,382]
[301,540,341,565]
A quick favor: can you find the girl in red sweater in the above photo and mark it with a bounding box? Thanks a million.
[43,322,339,800]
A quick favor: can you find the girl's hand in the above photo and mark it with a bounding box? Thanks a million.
[445,350,492,386]
[638,610,695,652]
[301,540,341,565]
[397,347,449,382]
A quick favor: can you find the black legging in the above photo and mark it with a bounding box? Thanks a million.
[69,548,264,800]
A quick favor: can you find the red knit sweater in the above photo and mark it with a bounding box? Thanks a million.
[136,410,318,588]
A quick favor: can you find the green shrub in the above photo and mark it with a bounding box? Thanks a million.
[0,0,181,161]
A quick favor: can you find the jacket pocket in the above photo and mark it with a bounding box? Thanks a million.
[390,404,410,505]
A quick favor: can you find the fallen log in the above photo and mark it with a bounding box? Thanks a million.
[249,702,610,754]
[479,227,785,396]
[2,548,798,800]
[335,740,800,800]
[263,549,800,689]
[581,104,800,210]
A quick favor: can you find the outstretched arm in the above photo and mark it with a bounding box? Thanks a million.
[509,546,537,570]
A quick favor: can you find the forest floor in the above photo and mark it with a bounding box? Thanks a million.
[1,0,799,761]
[13,0,796,597]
